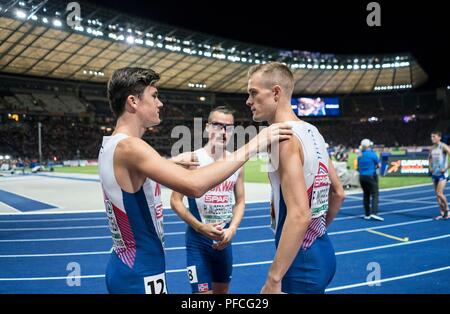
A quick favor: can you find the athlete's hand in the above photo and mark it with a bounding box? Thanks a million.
[212,226,236,250]
[260,278,283,294]
[254,123,293,153]
[198,222,224,242]
[441,168,447,174]
[170,152,199,169]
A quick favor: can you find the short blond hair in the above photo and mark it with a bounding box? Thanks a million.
[247,62,294,97]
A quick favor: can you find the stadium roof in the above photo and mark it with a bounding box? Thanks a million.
[0,0,428,95]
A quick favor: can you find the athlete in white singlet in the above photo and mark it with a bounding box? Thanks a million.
[170,107,245,294]
[246,62,345,294]
[99,67,292,294]
[429,131,450,220]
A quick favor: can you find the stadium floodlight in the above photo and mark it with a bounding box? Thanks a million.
[145,40,154,46]
[19,1,25,6]
[0,156,3,160]
[126,36,134,44]
[347,65,353,69]
[53,19,62,27]
[15,9,26,19]
[31,15,38,21]
[42,17,48,23]
[5,155,10,160]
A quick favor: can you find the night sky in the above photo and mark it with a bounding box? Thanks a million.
[88,0,449,89]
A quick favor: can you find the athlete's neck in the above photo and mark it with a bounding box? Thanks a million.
[269,102,299,125]
[204,142,226,160]
[113,116,147,138]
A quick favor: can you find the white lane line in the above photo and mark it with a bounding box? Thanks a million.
[0,217,434,243]
[1,236,448,281]
[328,218,433,235]
[0,236,111,243]
[325,266,450,292]
[0,202,438,233]
[165,239,275,251]
[0,225,107,231]
[335,234,450,255]
[1,233,447,259]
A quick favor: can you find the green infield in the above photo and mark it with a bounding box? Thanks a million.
[52,158,433,189]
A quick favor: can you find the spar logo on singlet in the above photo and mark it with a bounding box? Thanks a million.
[310,162,330,218]
[204,194,230,204]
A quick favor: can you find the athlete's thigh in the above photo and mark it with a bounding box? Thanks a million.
[186,245,213,293]
[211,245,233,284]
[436,179,447,195]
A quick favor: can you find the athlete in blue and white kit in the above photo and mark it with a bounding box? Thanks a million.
[246,62,345,294]
[98,67,293,294]
[429,131,450,220]
[170,106,245,294]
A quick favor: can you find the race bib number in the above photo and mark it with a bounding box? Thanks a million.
[187,266,198,284]
[310,174,331,218]
[144,273,167,294]
[201,194,233,225]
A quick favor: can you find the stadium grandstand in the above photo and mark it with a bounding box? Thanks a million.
[0,0,448,162]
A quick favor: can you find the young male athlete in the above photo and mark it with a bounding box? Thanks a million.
[98,67,292,294]
[246,62,345,294]
[170,106,245,294]
[429,131,450,220]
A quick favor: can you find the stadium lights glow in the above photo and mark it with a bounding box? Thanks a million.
[188,83,206,89]
[15,9,26,19]
[19,1,25,6]
[374,84,412,91]
[5,155,10,160]
[16,8,416,71]
[0,156,3,160]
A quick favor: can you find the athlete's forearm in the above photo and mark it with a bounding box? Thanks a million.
[326,190,345,226]
[268,213,310,283]
[189,140,258,197]
[229,201,245,231]
[170,194,203,232]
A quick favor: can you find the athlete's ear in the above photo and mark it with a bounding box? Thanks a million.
[272,85,282,102]
[125,95,138,112]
